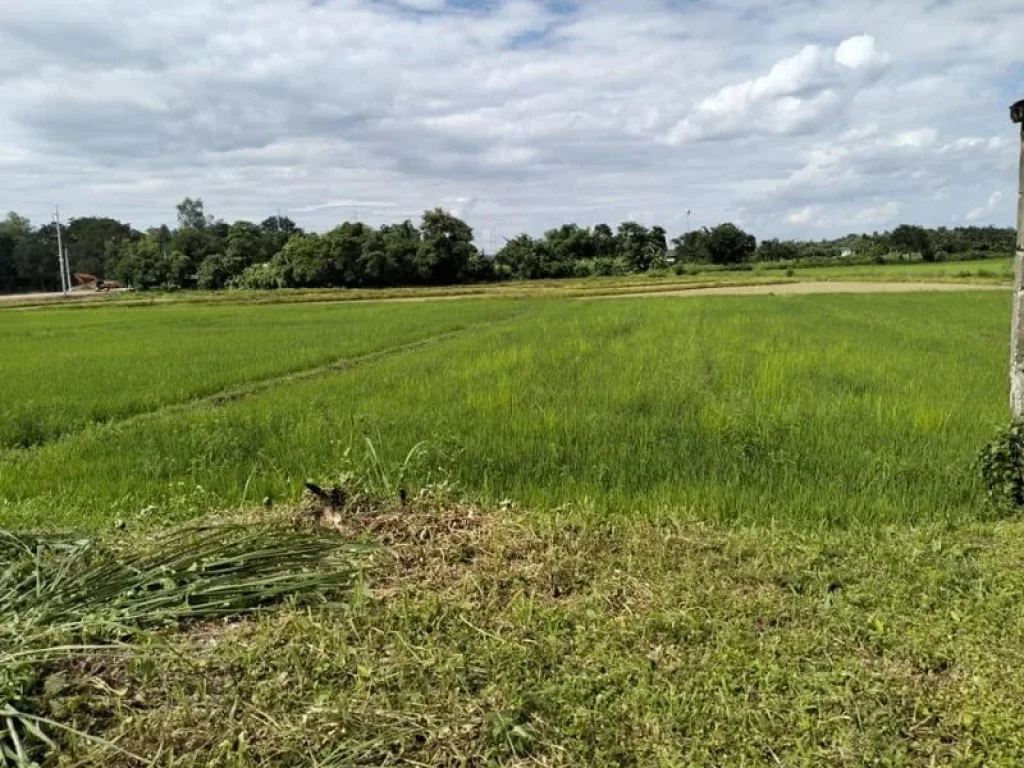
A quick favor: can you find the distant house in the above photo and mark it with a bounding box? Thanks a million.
[840,249,855,258]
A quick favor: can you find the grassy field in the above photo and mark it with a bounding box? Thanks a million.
[0,291,1008,531]
[0,299,524,449]
[3,255,1011,310]
[3,285,1023,766]
[803,256,1012,283]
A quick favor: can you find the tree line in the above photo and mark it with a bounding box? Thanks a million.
[0,198,1015,293]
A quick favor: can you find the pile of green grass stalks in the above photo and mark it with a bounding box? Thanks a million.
[0,523,366,766]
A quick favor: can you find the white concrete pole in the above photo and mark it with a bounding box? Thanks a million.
[1010,100,1024,418]
[54,206,68,295]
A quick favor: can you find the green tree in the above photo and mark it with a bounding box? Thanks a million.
[1,212,31,240]
[260,215,301,258]
[165,250,193,288]
[20,223,64,291]
[323,222,370,287]
[671,230,709,263]
[705,223,756,264]
[593,224,616,260]
[196,254,240,290]
[361,221,418,286]
[176,198,209,230]
[66,217,135,277]
[226,221,266,266]
[757,239,800,262]
[649,225,668,252]
[0,231,16,292]
[169,228,210,270]
[278,234,326,287]
[416,208,476,284]
[495,234,545,280]
[890,224,935,262]
[544,224,596,268]
[616,221,653,271]
[114,237,168,289]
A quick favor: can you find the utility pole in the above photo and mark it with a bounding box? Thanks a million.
[1009,99,1024,417]
[54,206,68,295]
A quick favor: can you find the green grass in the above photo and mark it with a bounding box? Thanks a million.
[3,287,1023,766]
[39,510,1024,766]
[4,255,1010,311]
[796,256,1013,283]
[0,291,1008,530]
[0,299,524,449]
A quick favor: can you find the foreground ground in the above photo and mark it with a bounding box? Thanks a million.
[32,504,1024,767]
[2,279,1022,765]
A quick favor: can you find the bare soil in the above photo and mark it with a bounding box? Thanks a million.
[589,280,1008,300]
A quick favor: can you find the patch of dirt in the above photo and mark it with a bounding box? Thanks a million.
[0,288,129,305]
[587,281,1008,300]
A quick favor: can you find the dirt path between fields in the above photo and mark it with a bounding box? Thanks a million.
[0,288,129,305]
[1,280,1007,309]
[587,281,1009,300]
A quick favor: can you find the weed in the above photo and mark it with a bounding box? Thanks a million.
[45,499,1024,766]
[979,420,1024,516]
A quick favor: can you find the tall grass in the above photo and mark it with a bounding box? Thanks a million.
[0,299,524,449]
[0,292,1008,530]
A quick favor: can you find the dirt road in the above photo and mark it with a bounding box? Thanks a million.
[0,288,129,305]
[588,281,1008,300]
[0,280,1006,308]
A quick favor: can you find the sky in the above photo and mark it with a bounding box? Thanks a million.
[1,0,1021,244]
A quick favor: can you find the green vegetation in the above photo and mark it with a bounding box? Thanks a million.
[2,287,1021,765]
[0,292,1008,530]
[1,254,1012,315]
[1,201,1014,294]
[0,299,524,449]
[792,255,1013,283]
[1,521,365,764]
[73,512,1024,767]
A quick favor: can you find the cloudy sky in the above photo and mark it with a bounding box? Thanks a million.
[1,0,1021,243]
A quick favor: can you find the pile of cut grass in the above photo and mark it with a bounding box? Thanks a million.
[0,521,366,766]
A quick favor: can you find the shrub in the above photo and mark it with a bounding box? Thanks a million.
[979,420,1024,516]
[234,261,289,290]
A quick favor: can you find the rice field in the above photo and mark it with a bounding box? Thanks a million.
[5,284,1024,766]
[0,299,524,449]
[0,289,1009,530]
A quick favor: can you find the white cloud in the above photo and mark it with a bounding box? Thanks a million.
[834,34,890,71]
[967,189,1007,222]
[664,35,889,145]
[854,202,901,224]
[889,128,938,148]
[0,0,1021,241]
[787,206,818,225]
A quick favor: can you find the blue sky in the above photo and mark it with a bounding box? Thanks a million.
[0,0,1020,242]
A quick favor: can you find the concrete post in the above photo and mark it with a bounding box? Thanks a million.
[1010,100,1024,418]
